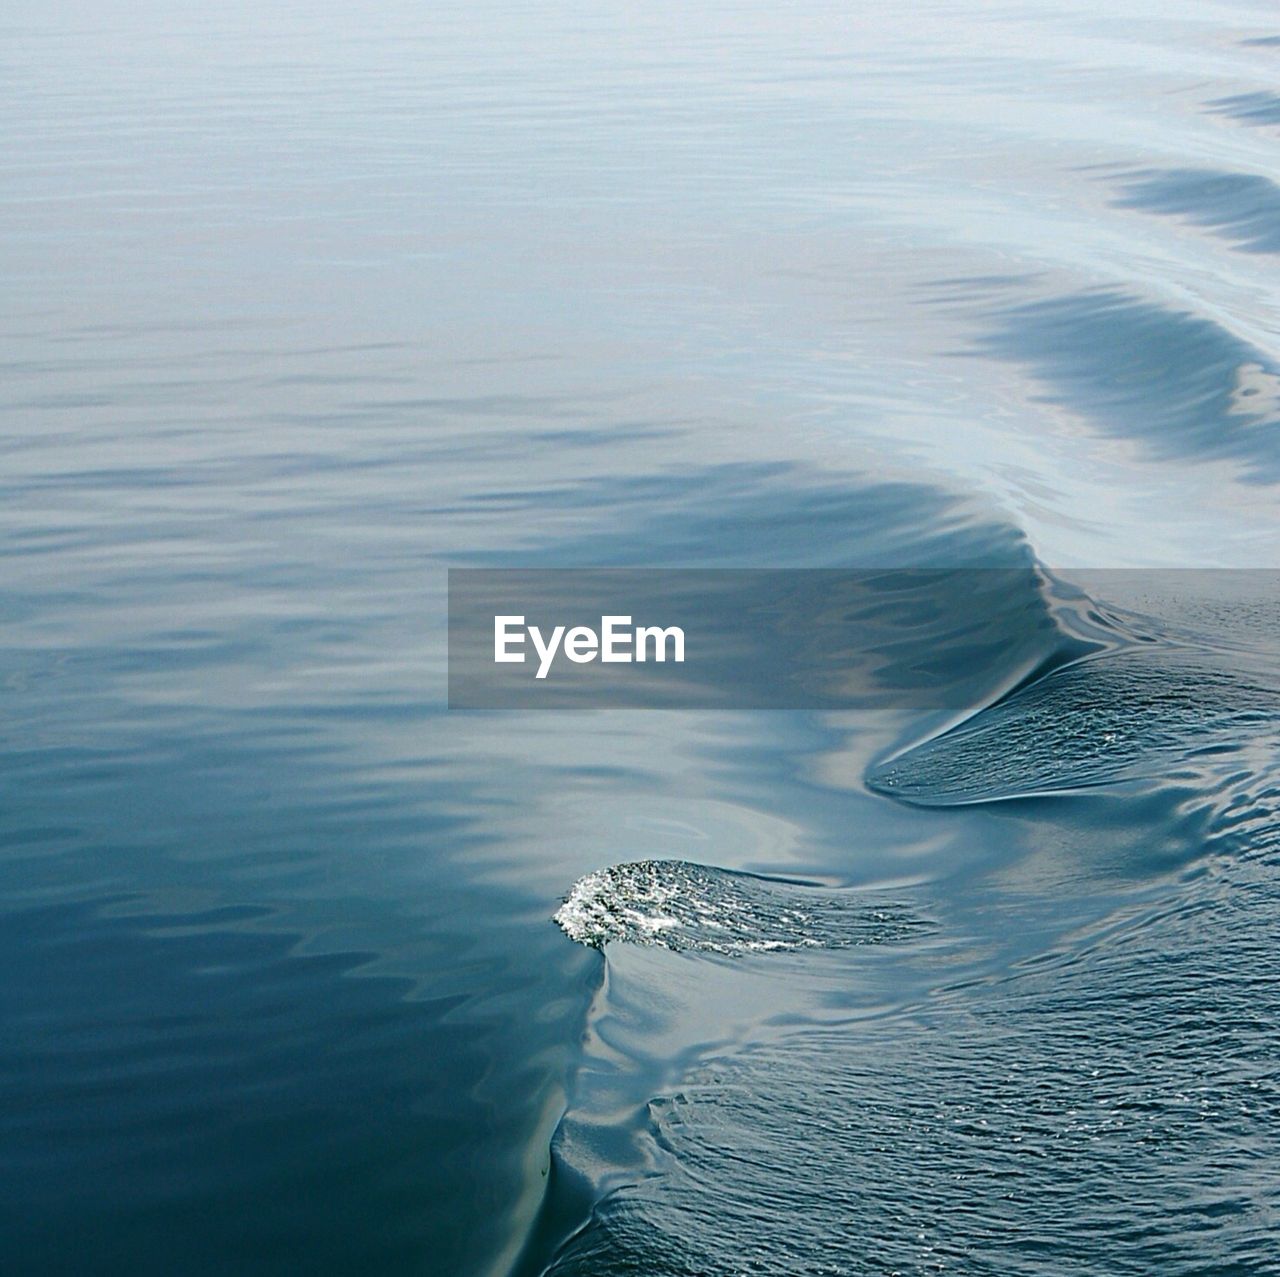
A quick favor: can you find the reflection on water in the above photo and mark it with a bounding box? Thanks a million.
[975,290,1280,483]
[1112,168,1280,255]
[541,839,1280,1277]
[4,1,1280,1275]
[1208,90,1280,127]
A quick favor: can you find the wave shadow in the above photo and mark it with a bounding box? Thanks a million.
[1111,168,1280,253]
[974,289,1280,483]
[1206,90,1280,126]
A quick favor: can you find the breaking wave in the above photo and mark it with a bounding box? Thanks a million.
[554,860,928,955]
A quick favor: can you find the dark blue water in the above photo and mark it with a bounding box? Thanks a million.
[5,3,1280,1274]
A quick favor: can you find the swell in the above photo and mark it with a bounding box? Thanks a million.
[867,573,1280,807]
[524,564,1280,1276]
[514,559,1082,1275]
[530,841,1280,1277]
[867,646,1280,806]
[515,23,1280,1275]
[517,875,935,1277]
[972,289,1280,483]
[1110,168,1280,255]
[530,572,1280,1276]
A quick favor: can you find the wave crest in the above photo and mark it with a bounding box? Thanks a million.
[554,860,928,955]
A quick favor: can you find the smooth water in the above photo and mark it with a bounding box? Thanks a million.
[4,2,1280,1274]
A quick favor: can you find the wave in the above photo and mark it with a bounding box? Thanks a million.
[538,839,1280,1277]
[1110,168,1280,254]
[531,570,1280,1276]
[527,565,1280,1275]
[554,860,929,955]
[868,570,1280,806]
[867,647,1280,806]
[1207,90,1280,127]
[973,290,1280,483]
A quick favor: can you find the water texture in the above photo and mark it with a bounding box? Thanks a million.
[554,859,929,954]
[4,2,1280,1275]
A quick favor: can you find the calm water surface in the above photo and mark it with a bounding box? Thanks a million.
[4,2,1280,1274]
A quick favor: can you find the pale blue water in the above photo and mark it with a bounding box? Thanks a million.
[4,2,1280,1274]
